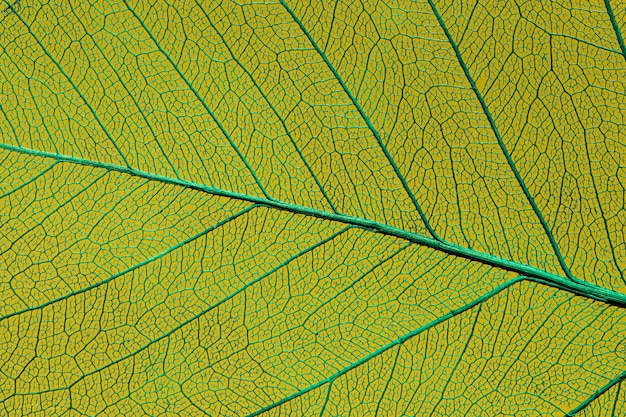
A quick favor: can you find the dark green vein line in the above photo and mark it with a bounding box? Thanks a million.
[518,15,622,56]
[428,304,483,417]
[318,380,333,417]
[69,13,181,179]
[549,71,626,288]
[426,0,577,282]
[194,1,338,214]
[181,392,211,417]
[324,1,340,54]
[0,101,19,147]
[565,370,626,416]
[610,379,622,417]
[2,0,19,14]
[121,0,272,200]
[1,143,624,307]
[0,171,108,258]
[302,243,413,328]
[0,205,256,323]
[0,37,59,152]
[250,273,616,417]
[0,46,59,153]
[374,345,402,417]
[11,10,130,167]
[448,140,472,247]
[0,161,56,199]
[458,1,480,46]
[10,227,351,397]
[466,299,610,416]
[583,136,626,286]
[278,0,440,240]
[0,18,66,155]
[493,299,569,391]
[604,0,626,60]
[244,276,524,417]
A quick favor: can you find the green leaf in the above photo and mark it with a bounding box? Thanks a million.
[0,0,624,416]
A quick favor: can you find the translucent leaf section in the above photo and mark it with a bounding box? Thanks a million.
[435,0,626,289]
[290,0,564,274]
[0,151,249,317]
[0,0,625,416]
[0,188,521,415]
[571,373,625,417]
[254,282,625,417]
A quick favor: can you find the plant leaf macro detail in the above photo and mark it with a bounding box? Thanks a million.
[0,0,625,416]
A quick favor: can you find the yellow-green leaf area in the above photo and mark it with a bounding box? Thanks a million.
[0,0,624,416]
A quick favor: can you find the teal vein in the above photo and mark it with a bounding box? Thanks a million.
[279,0,441,240]
[194,0,338,213]
[70,13,182,179]
[519,16,622,56]
[427,0,577,282]
[566,370,626,416]
[0,205,255,322]
[604,0,626,60]
[1,142,624,308]
[0,170,108,259]
[0,47,59,153]
[374,344,402,417]
[0,101,19,147]
[318,380,334,417]
[122,0,272,200]
[3,227,352,399]
[0,161,56,199]
[301,242,415,329]
[12,8,131,167]
[580,108,626,286]
[464,300,610,415]
[428,304,483,417]
[244,275,585,417]
[542,72,626,287]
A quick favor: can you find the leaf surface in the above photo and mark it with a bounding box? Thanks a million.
[0,0,624,416]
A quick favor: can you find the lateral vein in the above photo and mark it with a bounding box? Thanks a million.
[121,0,272,200]
[278,0,440,240]
[426,0,578,283]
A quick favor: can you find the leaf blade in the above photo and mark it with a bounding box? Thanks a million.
[1,1,624,416]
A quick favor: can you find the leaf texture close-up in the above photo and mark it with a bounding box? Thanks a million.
[0,0,625,416]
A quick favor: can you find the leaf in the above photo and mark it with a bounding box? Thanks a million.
[0,0,624,416]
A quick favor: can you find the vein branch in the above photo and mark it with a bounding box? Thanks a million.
[194,1,338,213]
[121,0,272,200]
[0,101,20,147]
[278,0,440,240]
[8,227,351,399]
[11,8,130,167]
[0,205,257,323]
[565,370,626,416]
[1,143,625,308]
[604,0,626,61]
[426,0,578,282]
[0,161,56,199]
[246,275,582,417]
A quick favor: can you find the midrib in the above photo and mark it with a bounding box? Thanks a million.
[1,142,625,307]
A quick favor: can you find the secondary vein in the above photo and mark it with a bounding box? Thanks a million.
[426,0,578,283]
[122,0,273,200]
[279,0,441,240]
